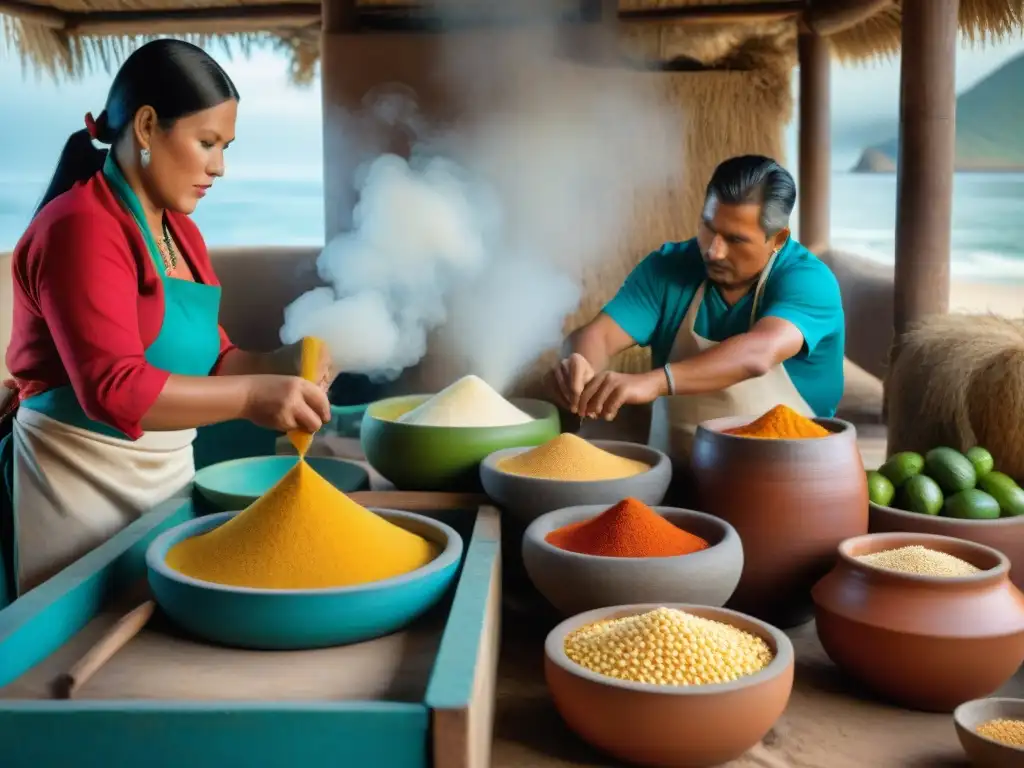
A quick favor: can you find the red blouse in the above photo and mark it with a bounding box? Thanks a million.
[5,172,237,439]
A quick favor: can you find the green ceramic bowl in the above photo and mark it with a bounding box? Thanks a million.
[193,455,370,512]
[361,395,561,491]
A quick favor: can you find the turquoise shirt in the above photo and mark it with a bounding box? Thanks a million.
[603,237,846,417]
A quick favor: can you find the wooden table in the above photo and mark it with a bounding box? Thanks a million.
[299,431,1016,767]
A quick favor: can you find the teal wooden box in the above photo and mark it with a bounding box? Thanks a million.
[0,497,501,768]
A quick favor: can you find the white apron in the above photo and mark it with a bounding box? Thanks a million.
[648,252,815,463]
[13,408,195,592]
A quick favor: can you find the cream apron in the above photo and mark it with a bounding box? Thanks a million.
[13,412,195,591]
[11,155,223,594]
[648,251,815,464]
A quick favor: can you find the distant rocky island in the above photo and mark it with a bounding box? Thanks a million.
[852,51,1024,173]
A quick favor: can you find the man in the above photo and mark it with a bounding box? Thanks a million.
[549,154,845,471]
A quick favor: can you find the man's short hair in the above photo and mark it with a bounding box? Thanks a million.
[704,155,797,237]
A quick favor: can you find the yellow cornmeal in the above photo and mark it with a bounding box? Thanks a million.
[166,461,438,589]
[855,545,981,577]
[977,718,1024,747]
[564,607,774,686]
[498,433,649,481]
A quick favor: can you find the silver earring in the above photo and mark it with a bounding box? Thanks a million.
[140,148,151,168]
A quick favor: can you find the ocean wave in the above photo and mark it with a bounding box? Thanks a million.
[834,241,1024,281]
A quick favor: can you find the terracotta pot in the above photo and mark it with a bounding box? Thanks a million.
[691,416,868,628]
[870,500,1024,591]
[812,532,1024,713]
[544,603,794,768]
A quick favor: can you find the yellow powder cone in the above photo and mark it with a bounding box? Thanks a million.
[288,336,324,457]
[497,433,649,481]
[166,461,439,589]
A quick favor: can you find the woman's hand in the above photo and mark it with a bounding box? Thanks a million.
[576,370,664,421]
[242,375,332,433]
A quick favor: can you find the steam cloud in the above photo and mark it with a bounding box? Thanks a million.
[280,6,682,394]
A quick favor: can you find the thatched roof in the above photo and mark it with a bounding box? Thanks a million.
[1,0,1022,83]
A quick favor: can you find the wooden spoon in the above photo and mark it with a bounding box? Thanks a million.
[50,600,155,699]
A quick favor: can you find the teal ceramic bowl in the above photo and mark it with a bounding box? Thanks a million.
[193,455,370,512]
[146,508,463,650]
[330,403,370,438]
[360,395,561,491]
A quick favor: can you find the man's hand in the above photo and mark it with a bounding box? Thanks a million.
[548,353,596,413]
[577,370,663,421]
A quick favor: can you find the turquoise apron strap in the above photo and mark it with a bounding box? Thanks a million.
[103,154,166,272]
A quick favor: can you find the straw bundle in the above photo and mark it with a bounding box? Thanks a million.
[5,0,1023,85]
[886,313,1024,483]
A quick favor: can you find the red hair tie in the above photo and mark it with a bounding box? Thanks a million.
[84,112,99,140]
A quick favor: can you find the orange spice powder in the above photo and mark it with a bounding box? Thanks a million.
[545,498,710,558]
[723,404,831,439]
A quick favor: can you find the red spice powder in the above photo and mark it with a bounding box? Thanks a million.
[545,497,710,557]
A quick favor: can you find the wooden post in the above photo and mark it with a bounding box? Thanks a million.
[797,30,831,252]
[892,0,958,340]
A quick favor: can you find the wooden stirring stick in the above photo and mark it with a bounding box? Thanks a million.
[287,336,325,458]
[50,600,155,699]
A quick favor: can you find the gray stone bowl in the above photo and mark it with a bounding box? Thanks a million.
[522,505,744,616]
[954,697,1024,767]
[479,439,672,527]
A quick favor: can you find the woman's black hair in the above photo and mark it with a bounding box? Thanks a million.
[35,38,240,216]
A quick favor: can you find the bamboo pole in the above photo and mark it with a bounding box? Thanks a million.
[797,29,831,253]
[892,0,958,341]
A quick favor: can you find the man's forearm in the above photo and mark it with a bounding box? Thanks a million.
[657,334,774,397]
[563,328,613,373]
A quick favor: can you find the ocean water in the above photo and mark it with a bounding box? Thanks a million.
[2,170,1024,281]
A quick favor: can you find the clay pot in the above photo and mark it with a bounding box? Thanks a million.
[870,500,1024,591]
[545,603,794,768]
[690,416,868,628]
[812,532,1024,713]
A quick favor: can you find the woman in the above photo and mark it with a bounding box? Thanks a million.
[1,39,332,595]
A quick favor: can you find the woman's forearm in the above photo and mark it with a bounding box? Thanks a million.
[214,348,279,377]
[139,373,252,431]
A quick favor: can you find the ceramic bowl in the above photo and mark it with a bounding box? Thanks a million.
[955,697,1024,767]
[522,505,743,616]
[192,455,370,512]
[545,603,794,768]
[480,440,672,527]
[360,395,560,491]
[870,500,1024,591]
[691,415,868,628]
[329,403,371,438]
[812,532,1024,712]
[146,508,463,649]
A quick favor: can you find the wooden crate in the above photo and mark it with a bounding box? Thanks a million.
[0,497,501,768]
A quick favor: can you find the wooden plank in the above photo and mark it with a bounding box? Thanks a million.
[0,498,193,687]
[350,490,489,511]
[0,0,63,28]
[427,506,501,768]
[0,703,428,768]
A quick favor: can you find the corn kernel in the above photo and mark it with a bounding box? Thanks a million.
[855,545,980,577]
[563,607,774,687]
[977,719,1024,747]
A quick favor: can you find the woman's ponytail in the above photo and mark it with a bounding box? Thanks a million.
[33,113,112,217]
